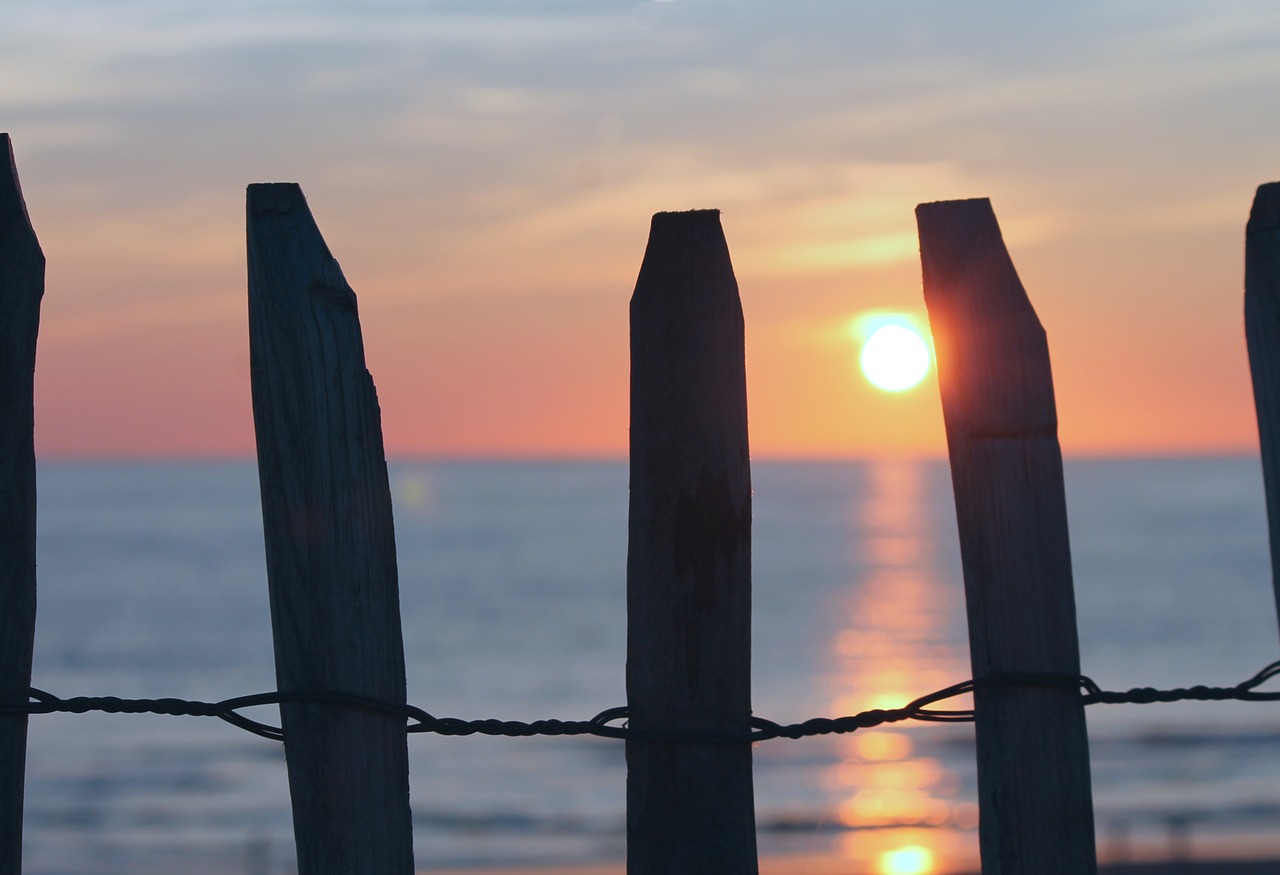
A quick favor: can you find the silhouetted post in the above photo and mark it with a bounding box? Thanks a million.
[916,198,1096,875]
[627,210,757,875]
[0,133,42,875]
[1244,182,1280,634]
[247,183,413,875]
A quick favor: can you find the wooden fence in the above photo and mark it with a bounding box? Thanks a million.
[3,129,1280,874]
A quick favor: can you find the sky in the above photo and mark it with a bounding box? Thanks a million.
[6,0,1280,459]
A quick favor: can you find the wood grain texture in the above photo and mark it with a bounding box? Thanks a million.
[0,133,42,875]
[1245,182,1280,637]
[247,183,413,875]
[627,210,757,875]
[916,198,1096,875]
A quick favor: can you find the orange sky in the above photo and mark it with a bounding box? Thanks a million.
[8,2,1279,459]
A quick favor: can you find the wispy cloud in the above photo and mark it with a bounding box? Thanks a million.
[7,0,1280,454]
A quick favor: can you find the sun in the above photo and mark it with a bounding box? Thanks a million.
[858,320,931,392]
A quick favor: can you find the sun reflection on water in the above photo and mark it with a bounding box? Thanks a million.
[878,844,934,875]
[827,459,977,873]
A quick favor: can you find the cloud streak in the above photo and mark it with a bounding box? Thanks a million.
[6,0,1280,455]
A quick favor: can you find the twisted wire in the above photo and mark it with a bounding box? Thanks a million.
[6,659,1278,744]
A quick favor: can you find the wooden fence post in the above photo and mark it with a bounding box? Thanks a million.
[916,198,1096,875]
[1244,182,1280,633]
[627,209,757,875]
[0,133,42,875]
[247,183,413,875]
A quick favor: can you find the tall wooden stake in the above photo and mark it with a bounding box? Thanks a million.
[0,133,42,875]
[1244,182,1280,635]
[917,198,1096,875]
[627,209,757,875]
[247,183,413,875]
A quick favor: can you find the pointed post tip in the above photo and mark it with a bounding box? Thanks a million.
[1248,182,1280,237]
[915,196,1014,296]
[2,132,19,199]
[916,194,1049,433]
[916,196,992,212]
[646,208,725,243]
[634,208,737,308]
[1,132,39,240]
[649,208,723,231]
[915,197,998,235]
[248,182,307,216]
[652,207,721,219]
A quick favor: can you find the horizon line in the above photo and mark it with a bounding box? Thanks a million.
[31,448,1263,465]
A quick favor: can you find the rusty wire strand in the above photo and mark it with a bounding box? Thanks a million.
[6,659,1280,744]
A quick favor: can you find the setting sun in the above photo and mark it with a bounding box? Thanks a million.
[858,320,932,392]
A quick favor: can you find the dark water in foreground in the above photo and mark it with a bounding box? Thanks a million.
[21,458,1280,873]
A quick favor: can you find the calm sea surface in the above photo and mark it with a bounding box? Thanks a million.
[21,458,1280,873]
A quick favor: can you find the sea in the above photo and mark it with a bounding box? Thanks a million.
[19,457,1280,874]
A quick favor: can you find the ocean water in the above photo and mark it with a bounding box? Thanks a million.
[19,457,1280,874]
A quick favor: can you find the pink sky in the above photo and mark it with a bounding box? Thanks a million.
[8,2,1280,458]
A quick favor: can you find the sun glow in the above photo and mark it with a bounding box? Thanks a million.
[859,321,931,392]
[878,844,935,875]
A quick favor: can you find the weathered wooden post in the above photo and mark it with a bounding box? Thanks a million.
[916,198,1096,875]
[627,209,757,874]
[1244,182,1280,633]
[247,183,413,875]
[0,133,42,875]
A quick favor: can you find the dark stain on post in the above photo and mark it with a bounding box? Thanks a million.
[673,468,750,685]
